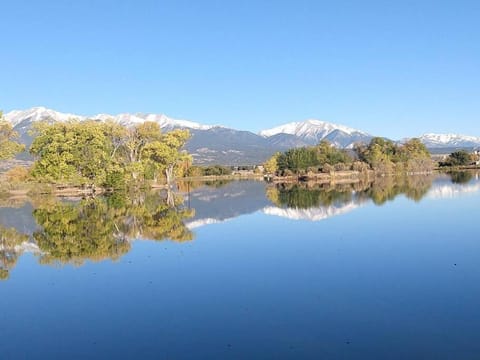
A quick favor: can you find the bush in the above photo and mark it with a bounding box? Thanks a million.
[5,166,30,183]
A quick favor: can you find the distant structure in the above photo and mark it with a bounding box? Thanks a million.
[473,148,480,166]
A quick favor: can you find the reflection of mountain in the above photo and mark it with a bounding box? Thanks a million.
[262,201,365,221]
[427,173,480,199]
[184,181,270,228]
[184,181,369,225]
[2,173,479,280]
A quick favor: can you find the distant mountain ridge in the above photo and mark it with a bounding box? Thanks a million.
[3,107,480,165]
[417,133,480,149]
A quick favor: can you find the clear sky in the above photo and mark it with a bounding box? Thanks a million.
[1,0,479,139]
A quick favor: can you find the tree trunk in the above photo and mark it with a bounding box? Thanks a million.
[166,188,175,207]
[165,165,175,187]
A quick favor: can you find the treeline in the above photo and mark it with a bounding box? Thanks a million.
[1,114,191,187]
[439,150,479,167]
[264,138,433,176]
[186,165,232,177]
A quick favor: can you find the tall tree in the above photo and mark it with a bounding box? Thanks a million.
[142,129,191,185]
[29,121,111,185]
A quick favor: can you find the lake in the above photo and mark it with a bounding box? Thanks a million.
[1,172,480,359]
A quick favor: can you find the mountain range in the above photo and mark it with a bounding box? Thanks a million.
[3,107,480,165]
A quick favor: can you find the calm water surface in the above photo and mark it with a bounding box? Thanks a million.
[1,172,480,359]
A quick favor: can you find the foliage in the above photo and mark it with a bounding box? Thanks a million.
[142,129,191,184]
[0,111,25,160]
[30,121,111,185]
[440,150,472,167]
[355,137,432,173]
[5,166,30,183]
[28,120,191,187]
[200,165,232,176]
[263,152,280,174]
[276,140,353,175]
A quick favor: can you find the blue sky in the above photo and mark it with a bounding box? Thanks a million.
[1,0,479,138]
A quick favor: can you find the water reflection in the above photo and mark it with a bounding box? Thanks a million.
[0,171,479,279]
[263,172,478,221]
[0,190,194,279]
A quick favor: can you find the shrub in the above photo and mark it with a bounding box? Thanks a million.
[5,166,30,183]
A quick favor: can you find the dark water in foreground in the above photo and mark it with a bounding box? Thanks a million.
[1,172,480,359]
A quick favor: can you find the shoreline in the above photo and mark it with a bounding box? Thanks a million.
[1,168,478,198]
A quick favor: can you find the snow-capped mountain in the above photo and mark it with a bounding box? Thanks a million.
[259,119,372,148]
[3,107,216,131]
[4,107,84,129]
[418,133,480,149]
[5,106,479,165]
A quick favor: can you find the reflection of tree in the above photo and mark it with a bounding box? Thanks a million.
[32,191,195,266]
[0,225,29,280]
[107,191,195,243]
[33,198,131,265]
[363,175,433,205]
[449,171,473,184]
[268,175,434,209]
[176,179,233,193]
[267,183,356,209]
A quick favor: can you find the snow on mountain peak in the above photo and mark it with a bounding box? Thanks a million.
[138,113,215,130]
[259,119,367,139]
[3,107,217,131]
[4,107,84,126]
[419,133,480,147]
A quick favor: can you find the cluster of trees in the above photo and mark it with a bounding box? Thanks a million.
[355,137,432,173]
[0,110,192,187]
[28,120,191,187]
[264,138,433,176]
[440,150,477,167]
[186,165,232,177]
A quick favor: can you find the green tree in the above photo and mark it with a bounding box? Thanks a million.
[30,121,112,185]
[264,152,280,175]
[397,138,432,173]
[0,111,25,160]
[444,150,472,167]
[29,120,192,187]
[142,129,191,184]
